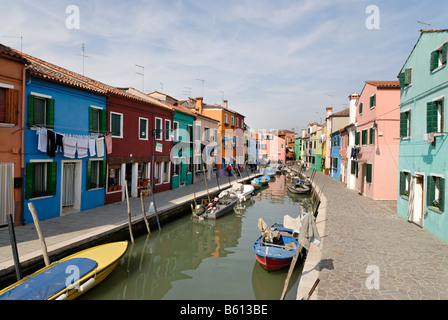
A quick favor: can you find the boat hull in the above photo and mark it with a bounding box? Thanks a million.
[287,184,310,194]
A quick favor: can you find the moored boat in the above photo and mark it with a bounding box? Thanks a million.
[194,190,239,220]
[287,182,310,194]
[0,241,128,300]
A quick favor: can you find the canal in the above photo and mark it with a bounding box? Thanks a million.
[81,174,313,300]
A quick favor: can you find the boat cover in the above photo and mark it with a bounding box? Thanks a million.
[0,258,97,300]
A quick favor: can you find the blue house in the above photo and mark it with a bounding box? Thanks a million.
[23,53,107,223]
[330,131,341,181]
[397,29,448,241]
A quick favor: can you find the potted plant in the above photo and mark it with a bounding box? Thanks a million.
[404,190,409,196]
[433,199,440,207]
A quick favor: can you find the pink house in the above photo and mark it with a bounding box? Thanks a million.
[354,81,400,200]
[259,132,286,164]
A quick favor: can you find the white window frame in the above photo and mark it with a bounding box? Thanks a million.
[110,112,123,138]
[432,96,445,134]
[155,117,162,141]
[172,121,179,142]
[139,117,148,140]
[165,119,171,141]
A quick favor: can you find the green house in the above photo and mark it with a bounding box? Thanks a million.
[397,29,448,242]
[172,108,194,189]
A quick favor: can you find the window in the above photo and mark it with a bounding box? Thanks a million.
[225,114,228,124]
[362,129,367,145]
[173,157,179,176]
[139,118,148,140]
[204,127,210,141]
[231,116,234,126]
[165,119,171,141]
[194,123,201,142]
[162,161,170,183]
[427,175,445,212]
[430,42,447,72]
[107,165,121,190]
[25,161,57,199]
[0,87,19,125]
[355,131,360,145]
[172,121,179,142]
[399,68,412,88]
[187,125,193,143]
[369,127,375,145]
[111,112,123,138]
[399,171,411,198]
[89,107,106,134]
[236,118,239,127]
[351,161,356,175]
[155,117,162,140]
[370,94,376,109]
[427,98,444,134]
[366,163,373,183]
[27,94,55,129]
[87,160,106,190]
[359,102,363,115]
[400,110,411,138]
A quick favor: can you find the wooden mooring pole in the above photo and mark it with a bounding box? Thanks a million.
[124,180,134,244]
[7,213,22,280]
[27,202,50,266]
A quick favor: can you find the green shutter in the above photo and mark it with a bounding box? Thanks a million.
[439,178,445,212]
[25,162,34,199]
[399,72,405,88]
[442,43,448,65]
[427,101,438,133]
[351,161,355,174]
[47,162,57,196]
[431,51,439,72]
[89,107,93,133]
[359,102,363,115]
[399,171,405,196]
[404,68,412,86]
[99,161,106,188]
[427,176,435,207]
[355,131,360,145]
[27,94,34,126]
[46,98,55,129]
[370,128,374,144]
[100,109,107,134]
[362,130,367,145]
[366,164,372,183]
[441,99,444,134]
[400,112,407,138]
[86,161,92,190]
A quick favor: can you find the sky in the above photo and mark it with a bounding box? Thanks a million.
[1,0,447,132]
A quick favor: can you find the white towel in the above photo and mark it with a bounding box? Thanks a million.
[96,137,105,157]
[64,136,77,159]
[77,137,88,158]
[89,138,96,157]
[36,128,48,153]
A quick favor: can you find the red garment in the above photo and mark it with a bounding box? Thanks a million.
[105,134,112,154]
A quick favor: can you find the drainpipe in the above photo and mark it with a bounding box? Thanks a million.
[20,65,31,226]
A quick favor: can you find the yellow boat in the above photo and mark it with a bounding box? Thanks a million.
[0,241,128,300]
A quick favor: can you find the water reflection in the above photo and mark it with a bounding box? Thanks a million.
[81,174,311,300]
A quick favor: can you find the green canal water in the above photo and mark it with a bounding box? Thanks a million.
[81,174,313,300]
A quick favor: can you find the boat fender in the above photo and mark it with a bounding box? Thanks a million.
[56,293,68,300]
[79,278,96,292]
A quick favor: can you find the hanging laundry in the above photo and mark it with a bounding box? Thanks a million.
[36,128,48,153]
[56,133,64,153]
[77,137,89,158]
[89,138,96,157]
[96,137,105,157]
[64,136,77,159]
[105,134,112,154]
[47,130,57,157]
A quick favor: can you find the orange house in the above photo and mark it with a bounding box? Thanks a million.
[0,44,28,226]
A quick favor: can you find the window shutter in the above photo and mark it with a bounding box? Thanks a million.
[351,161,355,175]
[431,51,439,72]
[86,161,92,190]
[440,99,444,134]
[25,162,34,199]
[47,162,57,196]
[359,102,363,115]
[27,94,34,126]
[89,107,93,133]
[5,89,19,124]
[404,68,412,86]
[400,112,407,138]
[399,72,405,88]
[355,131,360,145]
[100,109,107,134]
[399,171,405,195]
[362,130,367,145]
[366,163,372,183]
[442,43,448,65]
[370,128,374,144]
[439,178,445,212]
[99,161,106,188]
[46,98,55,129]
[427,176,435,207]
[427,101,438,133]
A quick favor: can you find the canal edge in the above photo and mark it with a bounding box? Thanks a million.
[296,180,327,300]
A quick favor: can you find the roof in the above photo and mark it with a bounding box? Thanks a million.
[365,81,400,88]
[328,107,350,118]
[0,43,28,64]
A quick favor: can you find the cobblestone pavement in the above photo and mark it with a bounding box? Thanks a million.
[300,172,448,300]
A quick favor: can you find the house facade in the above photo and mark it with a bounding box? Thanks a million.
[345,93,359,190]
[23,53,108,223]
[397,30,448,241]
[354,81,400,200]
[0,44,28,226]
[330,131,341,181]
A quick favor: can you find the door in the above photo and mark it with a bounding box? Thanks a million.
[412,176,424,227]
[0,163,14,226]
[62,163,75,207]
[180,157,187,186]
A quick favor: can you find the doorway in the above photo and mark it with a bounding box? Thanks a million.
[61,161,81,215]
[411,175,424,227]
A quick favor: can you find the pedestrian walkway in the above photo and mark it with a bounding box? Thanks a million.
[297,172,448,300]
[0,170,258,286]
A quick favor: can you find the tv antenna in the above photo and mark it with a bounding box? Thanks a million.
[76,43,91,76]
[182,87,191,97]
[418,21,431,27]
[3,35,23,52]
[135,64,145,92]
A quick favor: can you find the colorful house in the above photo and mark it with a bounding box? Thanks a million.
[277,129,295,161]
[324,107,349,175]
[0,44,28,226]
[354,81,400,200]
[22,52,108,223]
[330,131,341,181]
[345,92,360,190]
[397,29,448,241]
[309,123,324,172]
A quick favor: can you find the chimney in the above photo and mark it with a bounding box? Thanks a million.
[302,128,305,137]
[223,99,228,108]
[326,107,333,119]
[348,92,359,125]
[195,97,203,114]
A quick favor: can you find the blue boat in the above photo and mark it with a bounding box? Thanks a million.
[251,175,270,187]
[253,222,300,271]
[266,169,276,177]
